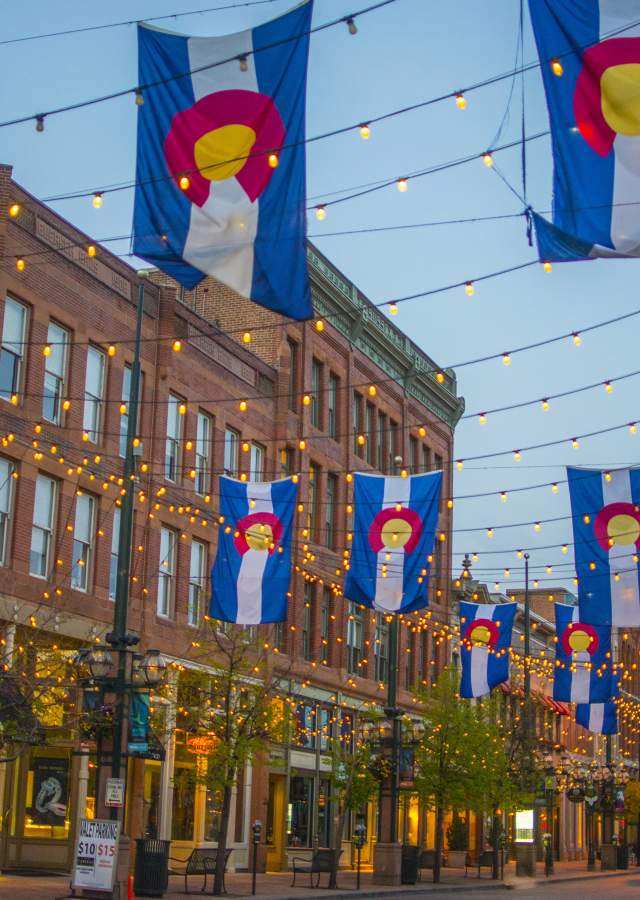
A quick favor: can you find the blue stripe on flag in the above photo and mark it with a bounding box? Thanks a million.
[576,701,618,735]
[344,473,386,608]
[528,0,615,247]
[133,26,201,287]
[251,2,312,318]
[210,477,249,623]
[567,467,610,623]
[260,477,296,622]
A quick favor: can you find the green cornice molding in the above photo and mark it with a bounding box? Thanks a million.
[307,244,465,429]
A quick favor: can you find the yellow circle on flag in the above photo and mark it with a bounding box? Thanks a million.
[607,513,640,545]
[245,522,273,551]
[568,629,592,653]
[194,124,257,182]
[469,624,491,646]
[380,517,413,549]
[601,64,640,135]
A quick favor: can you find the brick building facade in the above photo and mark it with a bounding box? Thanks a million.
[0,164,463,873]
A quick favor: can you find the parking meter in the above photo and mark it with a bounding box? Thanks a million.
[354,823,366,848]
[251,820,262,895]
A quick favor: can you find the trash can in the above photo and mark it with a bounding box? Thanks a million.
[401,844,419,884]
[617,844,629,870]
[134,838,170,897]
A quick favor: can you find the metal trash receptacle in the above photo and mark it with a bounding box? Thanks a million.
[134,838,170,897]
[401,844,419,884]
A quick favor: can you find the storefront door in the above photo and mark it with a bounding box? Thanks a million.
[266,774,286,871]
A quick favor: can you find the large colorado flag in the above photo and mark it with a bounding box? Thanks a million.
[553,603,612,703]
[133,2,313,319]
[568,466,640,626]
[529,0,640,260]
[210,476,296,624]
[459,601,516,699]
[344,471,442,614]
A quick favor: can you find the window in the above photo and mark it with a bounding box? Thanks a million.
[71,493,95,592]
[352,393,363,456]
[325,473,337,548]
[250,442,265,482]
[224,428,240,477]
[280,446,294,476]
[120,365,143,458]
[365,403,374,465]
[410,435,418,473]
[435,453,443,473]
[288,776,314,847]
[158,527,177,617]
[0,457,14,565]
[287,338,298,411]
[109,507,121,600]
[346,602,363,674]
[188,539,207,626]
[0,297,27,401]
[302,582,313,661]
[195,412,212,494]
[374,613,390,683]
[308,463,318,540]
[388,420,398,473]
[328,372,339,439]
[30,474,56,577]
[311,358,322,428]
[165,394,183,482]
[422,444,431,473]
[377,412,386,472]
[42,321,69,424]
[320,587,331,663]
[83,347,106,443]
[273,621,285,652]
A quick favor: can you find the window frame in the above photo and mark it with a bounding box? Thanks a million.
[42,320,69,425]
[188,538,207,627]
[165,393,183,483]
[249,442,265,482]
[195,411,212,495]
[307,462,318,541]
[352,392,363,456]
[0,456,15,566]
[223,427,240,478]
[287,338,299,412]
[83,345,106,444]
[327,372,339,439]
[29,474,57,579]
[346,602,364,675]
[0,296,28,403]
[310,358,323,429]
[71,492,96,593]
[120,364,144,459]
[109,506,121,601]
[325,472,337,549]
[157,526,177,618]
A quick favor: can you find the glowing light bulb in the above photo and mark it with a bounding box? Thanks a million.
[513,450,521,462]
[418,426,426,437]
[87,244,97,258]
[500,491,508,503]
[368,385,377,397]
[303,394,311,406]
[268,153,279,168]
[92,192,103,209]
[238,55,249,72]
[178,402,187,416]
[502,352,511,366]
[534,522,541,532]
[315,319,325,332]
[8,203,20,218]
[572,332,582,347]
[436,371,445,384]
[172,339,182,352]
[551,483,559,494]
[541,398,550,412]
[562,544,568,554]
[389,303,398,315]
[479,413,487,425]
[572,437,580,449]
[179,175,190,191]
[15,257,25,272]
[299,439,306,450]
[242,331,251,344]
[239,400,248,412]
[551,58,564,76]
[630,423,638,434]
[346,17,357,34]
[35,115,45,133]
[604,381,613,394]
[315,205,326,221]
[487,528,494,538]
[465,281,474,297]
[482,152,493,167]
[396,177,408,192]
[455,92,466,109]
[135,88,144,106]
[43,345,52,357]
[604,471,612,482]
[517,550,523,559]
[456,460,464,471]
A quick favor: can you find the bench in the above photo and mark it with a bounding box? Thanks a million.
[417,849,443,880]
[465,849,502,879]
[291,848,343,888]
[168,847,232,894]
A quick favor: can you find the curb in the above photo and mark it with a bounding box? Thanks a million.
[532,869,635,885]
[226,885,513,899]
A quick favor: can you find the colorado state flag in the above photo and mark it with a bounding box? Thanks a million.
[459,601,516,699]
[210,476,296,624]
[529,0,640,260]
[553,602,612,703]
[568,466,640,626]
[133,2,312,319]
[344,472,442,614]
[576,700,618,734]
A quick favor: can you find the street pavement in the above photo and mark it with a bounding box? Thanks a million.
[0,861,638,899]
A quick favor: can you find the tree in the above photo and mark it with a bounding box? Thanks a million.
[324,712,380,888]
[624,781,640,862]
[175,622,288,896]
[413,669,489,883]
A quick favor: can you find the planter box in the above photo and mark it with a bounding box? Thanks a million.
[447,850,467,868]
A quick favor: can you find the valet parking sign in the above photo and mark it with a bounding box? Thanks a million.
[72,818,119,893]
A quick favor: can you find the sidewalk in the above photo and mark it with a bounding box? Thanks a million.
[0,859,636,899]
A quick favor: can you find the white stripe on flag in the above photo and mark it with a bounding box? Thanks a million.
[183,31,258,295]
[374,477,411,612]
[470,646,490,697]
[236,482,272,623]
[571,659,591,703]
[602,468,640,626]
[599,2,640,254]
[590,704,605,734]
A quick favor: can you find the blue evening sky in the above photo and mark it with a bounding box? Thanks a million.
[2,0,638,601]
